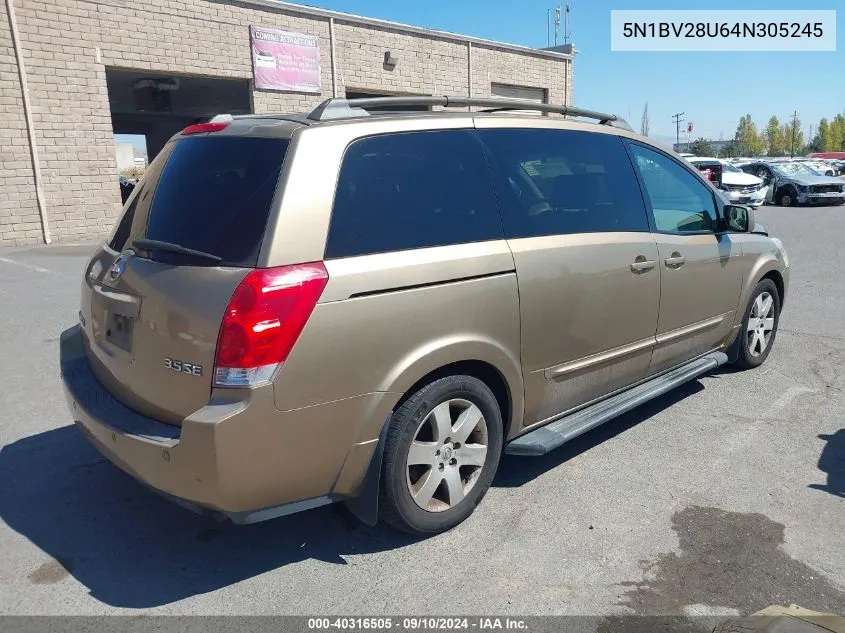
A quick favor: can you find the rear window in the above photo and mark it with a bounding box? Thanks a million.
[120,136,288,267]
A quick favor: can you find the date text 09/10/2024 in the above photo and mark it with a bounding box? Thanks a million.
[307,618,528,630]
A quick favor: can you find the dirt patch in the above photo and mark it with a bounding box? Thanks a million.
[28,557,72,584]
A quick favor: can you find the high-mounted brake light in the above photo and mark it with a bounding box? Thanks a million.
[181,122,229,135]
[213,262,329,388]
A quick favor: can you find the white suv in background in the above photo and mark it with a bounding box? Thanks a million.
[685,157,767,208]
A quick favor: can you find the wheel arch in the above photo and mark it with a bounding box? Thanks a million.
[775,183,797,203]
[378,335,524,440]
[393,359,516,440]
[760,269,785,308]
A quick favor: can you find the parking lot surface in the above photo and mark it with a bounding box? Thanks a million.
[1,206,843,617]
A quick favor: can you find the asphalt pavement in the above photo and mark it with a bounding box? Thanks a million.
[0,206,843,618]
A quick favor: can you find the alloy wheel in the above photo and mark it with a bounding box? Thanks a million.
[747,291,775,357]
[405,399,488,512]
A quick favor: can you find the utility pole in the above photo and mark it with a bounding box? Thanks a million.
[789,110,798,158]
[547,9,550,47]
[672,112,685,151]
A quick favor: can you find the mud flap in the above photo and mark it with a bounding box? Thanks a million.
[343,417,390,527]
[726,327,743,364]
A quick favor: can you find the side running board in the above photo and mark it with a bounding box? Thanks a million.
[505,351,728,456]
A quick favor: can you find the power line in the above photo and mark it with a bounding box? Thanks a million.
[672,112,685,149]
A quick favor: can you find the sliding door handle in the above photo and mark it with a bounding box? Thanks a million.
[630,256,656,273]
[664,252,686,268]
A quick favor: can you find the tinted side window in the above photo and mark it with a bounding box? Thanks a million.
[478,128,649,238]
[629,143,717,234]
[325,130,502,259]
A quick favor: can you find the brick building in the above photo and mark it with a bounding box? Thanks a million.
[1,0,574,246]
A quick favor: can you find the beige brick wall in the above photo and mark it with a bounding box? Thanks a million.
[0,0,41,245]
[1,0,572,246]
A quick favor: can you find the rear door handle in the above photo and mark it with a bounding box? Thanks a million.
[664,252,686,268]
[630,256,656,273]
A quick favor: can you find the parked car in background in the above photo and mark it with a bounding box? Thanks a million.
[59,97,790,534]
[741,161,845,206]
[798,160,840,177]
[118,175,136,204]
[686,157,767,208]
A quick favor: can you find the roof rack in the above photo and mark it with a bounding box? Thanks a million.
[307,96,632,131]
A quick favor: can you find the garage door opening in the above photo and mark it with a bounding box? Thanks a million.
[106,69,252,164]
[345,90,431,112]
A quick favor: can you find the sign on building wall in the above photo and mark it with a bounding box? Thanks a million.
[250,26,322,93]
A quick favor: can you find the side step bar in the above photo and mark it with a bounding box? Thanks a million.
[505,352,728,456]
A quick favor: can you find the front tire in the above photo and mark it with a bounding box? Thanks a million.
[776,188,798,207]
[732,279,781,369]
[379,375,503,534]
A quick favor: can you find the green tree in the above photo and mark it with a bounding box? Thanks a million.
[718,140,739,158]
[818,118,832,151]
[782,119,804,157]
[806,133,823,154]
[765,116,786,156]
[735,115,766,156]
[830,114,845,151]
[690,138,715,156]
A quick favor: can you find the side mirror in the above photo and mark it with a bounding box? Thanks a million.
[724,204,753,232]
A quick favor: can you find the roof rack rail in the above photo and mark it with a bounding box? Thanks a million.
[307,96,632,131]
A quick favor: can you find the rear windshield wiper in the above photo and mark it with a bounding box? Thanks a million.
[131,239,222,263]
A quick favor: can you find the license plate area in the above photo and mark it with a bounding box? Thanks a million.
[105,312,134,352]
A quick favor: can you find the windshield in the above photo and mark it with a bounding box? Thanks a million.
[772,163,816,178]
[721,163,741,173]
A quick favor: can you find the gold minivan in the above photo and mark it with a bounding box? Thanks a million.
[60,96,790,534]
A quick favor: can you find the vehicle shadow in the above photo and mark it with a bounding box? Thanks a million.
[809,428,845,498]
[0,426,419,608]
[0,380,704,609]
[495,380,703,487]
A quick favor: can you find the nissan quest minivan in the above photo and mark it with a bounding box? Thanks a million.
[60,96,790,534]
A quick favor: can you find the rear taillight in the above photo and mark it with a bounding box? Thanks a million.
[213,262,329,387]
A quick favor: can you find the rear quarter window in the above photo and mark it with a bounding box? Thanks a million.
[131,136,289,266]
[325,130,503,259]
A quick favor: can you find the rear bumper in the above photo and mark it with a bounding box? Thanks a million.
[60,325,393,523]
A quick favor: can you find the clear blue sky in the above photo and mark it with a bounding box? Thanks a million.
[304,0,844,145]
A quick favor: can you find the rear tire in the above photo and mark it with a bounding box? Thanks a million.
[379,375,503,534]
[732,279,781,370]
